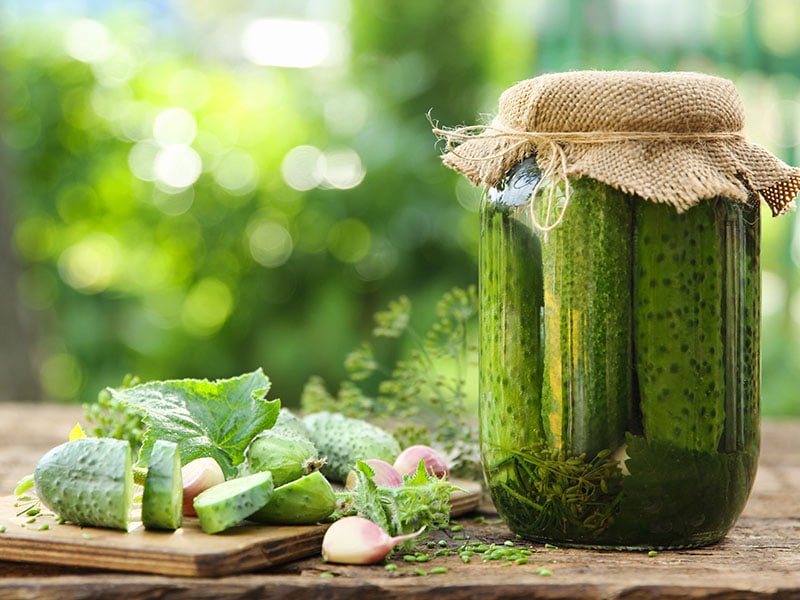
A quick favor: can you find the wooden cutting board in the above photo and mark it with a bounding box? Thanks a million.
[0,479,482,577]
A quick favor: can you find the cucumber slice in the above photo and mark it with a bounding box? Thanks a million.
[142,440,183,531]
[193,471,274,534]
[247,470,336,525]
[34,438,133,530]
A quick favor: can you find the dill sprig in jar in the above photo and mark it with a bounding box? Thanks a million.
[435,71,800,549]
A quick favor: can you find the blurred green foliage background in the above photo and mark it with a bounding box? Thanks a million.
[1,0,798,416]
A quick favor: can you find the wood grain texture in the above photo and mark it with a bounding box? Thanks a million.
[1,403,799,599]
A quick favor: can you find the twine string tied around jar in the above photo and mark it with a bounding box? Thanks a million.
[432,122,747,232]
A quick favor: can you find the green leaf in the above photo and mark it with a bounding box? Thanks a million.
[349,460,396,533]
[110,369,279,477]
[392,465,456,536]
[405,460,433,487]
[346,458,457,543]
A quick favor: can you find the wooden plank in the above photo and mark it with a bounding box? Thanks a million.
[0,480,482,577]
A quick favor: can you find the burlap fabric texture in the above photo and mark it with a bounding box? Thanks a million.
[435,70,800,216]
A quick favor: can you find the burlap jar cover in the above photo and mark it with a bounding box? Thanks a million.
[434,70,800,217]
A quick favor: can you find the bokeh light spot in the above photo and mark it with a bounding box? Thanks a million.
[2,113,41,150]
[762,270,786,317]
[40,352,83,400]
[128,140,160,182]
[242,19,333,68]
[355,237,398,281]
[18,266,60,311]
[167,69,211,110]
[64,19,112,64]
[153,107,197,146]
[282,145,324,191]
[213,149,259,195]
[57,233,120,294]
[248,222,293,267]
[13,216,58,262]
[181,278,234,336]
[322,148,365,189]
[154,145,203,189]
[152,187,194,216]
[327,218,371,263]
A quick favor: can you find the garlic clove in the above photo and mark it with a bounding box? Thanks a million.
[393,445,450,479]
[321,516,424,565]
[181,457,225,516]
[345,458,404,490]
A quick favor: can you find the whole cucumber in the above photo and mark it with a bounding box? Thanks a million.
[479,183,545,470]
[538,177,632,457]
[302,412,401,483]
[634,199,725,452]
[34,437,133,530]
[239,428,323,487]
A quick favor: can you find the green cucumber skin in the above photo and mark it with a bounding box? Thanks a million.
[34,438,133,530]
[247,471,336,525]
[720,198,761,451]
[634,199,726,452]
[538,178,632,457]
[740,201,761,449]
[193,471,274,534]
[239,429,319,487]
[142,440,183,531]
[272,408,312,439]
[479,195,545,471]
[302,412,401,483]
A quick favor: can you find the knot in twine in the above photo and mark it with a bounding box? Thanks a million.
[431,122,747,231]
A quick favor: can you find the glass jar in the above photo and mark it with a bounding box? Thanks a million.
[479,156,760,549]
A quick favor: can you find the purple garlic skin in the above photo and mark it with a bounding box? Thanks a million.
[321,515,423,565]
[393,445,450,479]
[345,458,404,490]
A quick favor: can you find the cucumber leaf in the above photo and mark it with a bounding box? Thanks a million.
[109,369,279,477]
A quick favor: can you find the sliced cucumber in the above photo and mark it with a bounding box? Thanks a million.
[34,437,133,530]
[247,470,336,525]
[142,440,183,531]
[193,471,274,534]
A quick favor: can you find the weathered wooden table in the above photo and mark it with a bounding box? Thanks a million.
[1,402,798,599]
